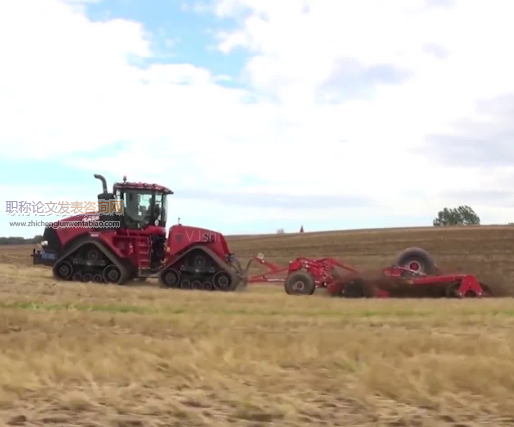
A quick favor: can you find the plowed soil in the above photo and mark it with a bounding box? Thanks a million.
[1,225,514,426]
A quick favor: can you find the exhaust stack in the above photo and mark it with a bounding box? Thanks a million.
[94,174,108,193]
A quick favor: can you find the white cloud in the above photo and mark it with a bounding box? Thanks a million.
[210,0,514,216]
[1,0,514,233]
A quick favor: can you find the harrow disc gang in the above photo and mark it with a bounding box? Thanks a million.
[248,248,493,299]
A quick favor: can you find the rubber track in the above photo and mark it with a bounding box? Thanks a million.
[158,245,245,291]
[51,236,131,284]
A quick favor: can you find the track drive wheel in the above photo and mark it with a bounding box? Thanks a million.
[159,268,180,288]
[103,265,124,285]
[213,271,235,291]
[284,271,316,295]
[86,248,101,262]
[53,261,73,280]
[394,247,437,275]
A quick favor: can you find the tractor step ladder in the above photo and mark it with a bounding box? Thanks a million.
[136,236,151,269]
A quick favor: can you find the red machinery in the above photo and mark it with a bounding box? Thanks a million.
[29,173,491,298]
[246,248,492,298]
[31,174,246,291]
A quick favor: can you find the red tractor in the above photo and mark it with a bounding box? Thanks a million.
[31,174,247,291]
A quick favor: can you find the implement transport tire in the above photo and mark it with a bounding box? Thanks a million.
[284,271,316,295]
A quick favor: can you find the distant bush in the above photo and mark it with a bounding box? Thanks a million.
[276,228,285,234]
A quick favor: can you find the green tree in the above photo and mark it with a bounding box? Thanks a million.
[433,205,480,226]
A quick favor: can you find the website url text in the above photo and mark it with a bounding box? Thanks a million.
[9,220,120,229]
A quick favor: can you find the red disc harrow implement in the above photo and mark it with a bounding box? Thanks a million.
[246,247,492,298]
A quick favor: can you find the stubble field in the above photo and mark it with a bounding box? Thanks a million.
[1,225,514,426]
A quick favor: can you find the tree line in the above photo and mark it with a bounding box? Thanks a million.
[0,235,44,245]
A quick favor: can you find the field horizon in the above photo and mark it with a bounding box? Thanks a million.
[1,225,514,426]
[4,223,511,241]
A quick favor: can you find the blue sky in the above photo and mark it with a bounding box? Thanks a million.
[86,0,249,81]
[1,0,514,238]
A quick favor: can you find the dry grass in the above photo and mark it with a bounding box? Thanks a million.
[1,225,514,426]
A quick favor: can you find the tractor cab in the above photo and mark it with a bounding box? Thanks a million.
[94,174,173,231]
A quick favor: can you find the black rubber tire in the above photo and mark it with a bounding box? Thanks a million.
[394,247,437,275]
[284,271,316,295]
